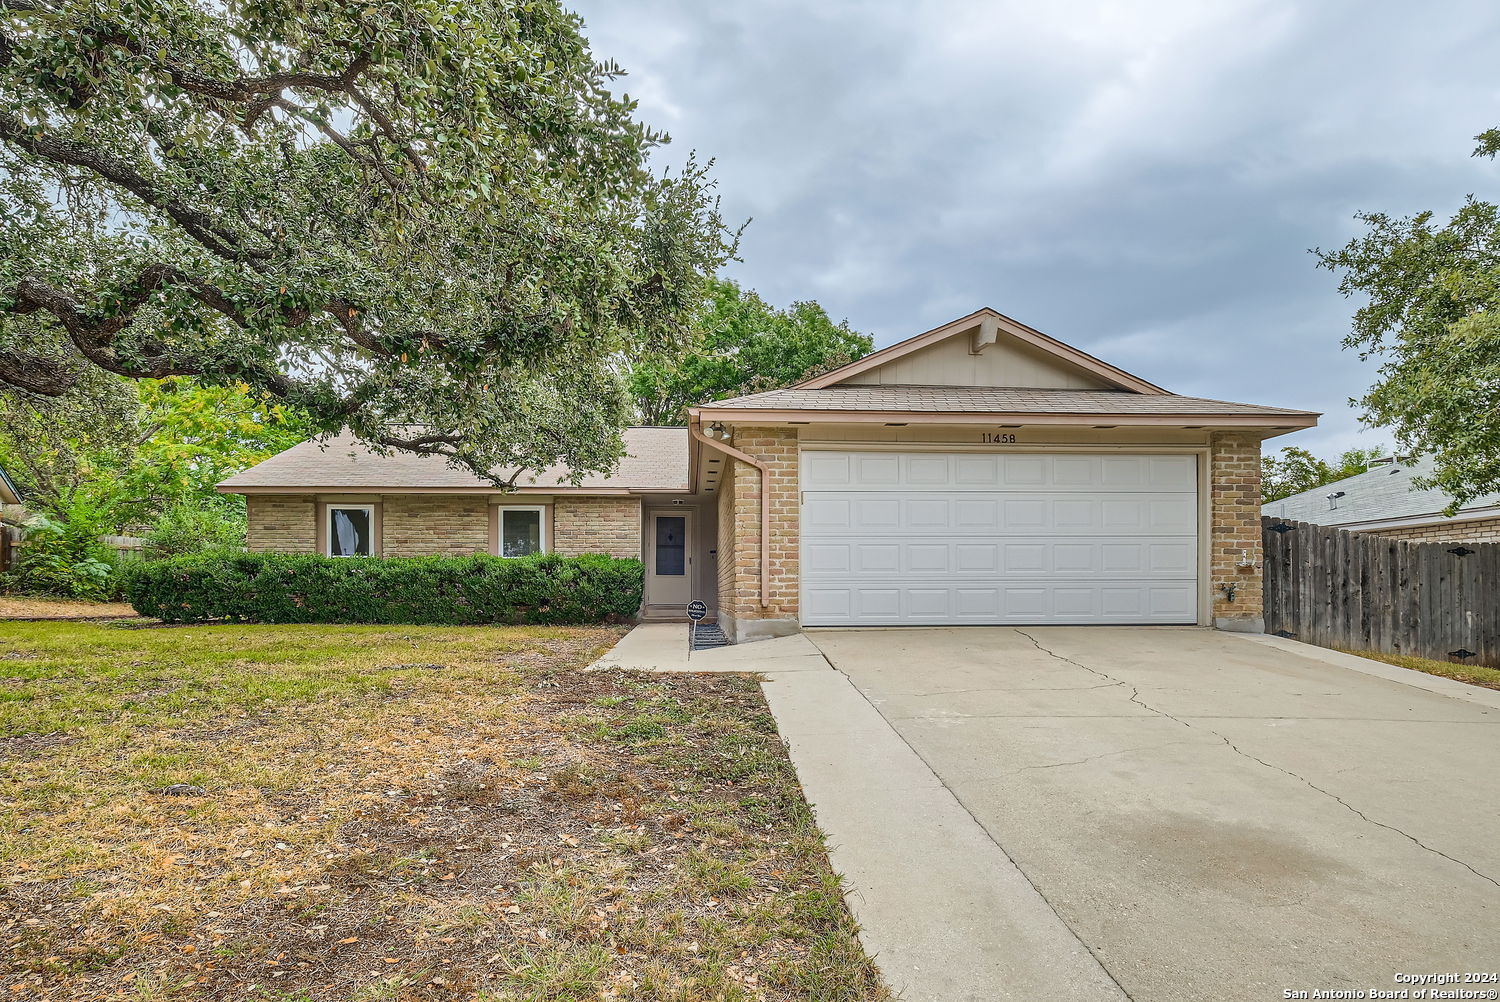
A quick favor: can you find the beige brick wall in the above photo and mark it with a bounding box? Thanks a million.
[382,496,489,557]
[1209,431,1264,630]
[716,427,799,639]
[245,495,316,553]
[553,496,642,559]
[1366,516,1500,544]
[243,494,644,559]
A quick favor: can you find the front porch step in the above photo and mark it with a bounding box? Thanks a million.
[689,623,730,651]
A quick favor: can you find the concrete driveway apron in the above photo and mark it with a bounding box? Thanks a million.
[807,626,1500,1002]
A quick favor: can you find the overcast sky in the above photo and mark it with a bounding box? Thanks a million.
[573,0,1499,454]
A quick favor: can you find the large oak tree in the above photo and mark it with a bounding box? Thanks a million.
[0,0,737,484]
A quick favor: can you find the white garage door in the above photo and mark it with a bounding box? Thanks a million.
[800,451,1199,626]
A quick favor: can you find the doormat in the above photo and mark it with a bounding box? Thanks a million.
[690,623,730,651]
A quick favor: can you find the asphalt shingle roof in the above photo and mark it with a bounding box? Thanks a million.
[219,427,689,492]
[702,385,1315,418]
[1262,455,1500,526]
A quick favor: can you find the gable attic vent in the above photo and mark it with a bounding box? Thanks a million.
[969,317,1000,354]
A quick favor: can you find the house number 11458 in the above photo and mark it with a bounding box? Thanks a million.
[981,433,1017,444]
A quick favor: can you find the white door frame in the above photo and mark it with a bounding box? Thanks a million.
[645,509,694,608]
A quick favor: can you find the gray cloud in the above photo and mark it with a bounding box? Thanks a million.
[574,0,1500,454]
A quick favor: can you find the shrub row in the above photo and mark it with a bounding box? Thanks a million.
[123,552,644,625]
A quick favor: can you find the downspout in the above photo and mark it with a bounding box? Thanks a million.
[688,415,771,608]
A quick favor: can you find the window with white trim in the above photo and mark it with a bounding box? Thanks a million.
[326,504,374,557]
[497,506,545,557]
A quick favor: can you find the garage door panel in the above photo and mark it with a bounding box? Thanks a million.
[955,499,1001,529]
[907,498,949,527]
[857,589,901,619]
[804,581,1197,624]
[811,492,1195,535]
[1002,543,1046,573]
[802,496,851,531]
[905,455,951,484]
[1002,456,1047,486]
[803,451,1196,493]
[803,451,853,488]
[855,453,900,485]
[801,451,1199,626]
[801,536,1196,579]
[907,543,950,573]
[954,455,1000,485]
[803,542,851,574]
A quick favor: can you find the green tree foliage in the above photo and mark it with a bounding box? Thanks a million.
[1261,445,1387,504]
[0,320,140,505]
[9,509,118,599]
[128,377,312,526]
[1,373,309,526]
[628,278,873,424]
[1316,130,1500,509]
[0,0,736,485]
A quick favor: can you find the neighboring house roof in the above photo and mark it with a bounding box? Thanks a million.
[700,385,1313,419]
[0,464,20,506]
[218,427,689,494]
[1263,456,1500,529]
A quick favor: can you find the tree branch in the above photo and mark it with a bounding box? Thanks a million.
[0,110,268,263]
[369,430,521,489]
[0,347,76,395]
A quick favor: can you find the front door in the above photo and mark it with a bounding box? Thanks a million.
[646,511,693,608]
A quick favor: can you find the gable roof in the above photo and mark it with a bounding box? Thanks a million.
[795,307,1170,394]
[1263,456,1500,528]
[695,384,1317,429]
[701,385,1313,418]
[219,427,689,494]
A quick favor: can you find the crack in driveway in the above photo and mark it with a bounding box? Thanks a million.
[1013,630,1500,890]
[895,681,1126,697]
[1010,740,1202,773]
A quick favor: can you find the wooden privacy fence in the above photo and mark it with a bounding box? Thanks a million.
[100,534,146,561]
[1262,516,1500,668]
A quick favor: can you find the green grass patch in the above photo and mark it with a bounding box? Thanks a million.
[1337,648,1500,690]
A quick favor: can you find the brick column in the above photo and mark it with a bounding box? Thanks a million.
[716,426,800,642]
[1209,431,1264,632]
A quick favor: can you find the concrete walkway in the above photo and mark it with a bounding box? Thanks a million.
[590,623,828,674]
[592,624,1128,1000]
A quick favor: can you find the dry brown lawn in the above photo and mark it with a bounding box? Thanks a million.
[0,621,887,1001]
[0,597,138,620]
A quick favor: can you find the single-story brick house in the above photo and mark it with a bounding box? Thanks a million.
[1263,454,1500,543]
[221,308,1318,641]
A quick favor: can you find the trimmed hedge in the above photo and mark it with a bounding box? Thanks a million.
[123,552,644,625]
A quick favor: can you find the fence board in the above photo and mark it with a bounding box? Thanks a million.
[1262,517,1499,669]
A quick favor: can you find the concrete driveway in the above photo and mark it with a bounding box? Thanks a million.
[807,627,1500,1002]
